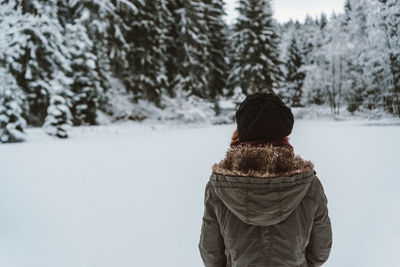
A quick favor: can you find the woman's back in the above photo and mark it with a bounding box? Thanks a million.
[199,93,332,267]
[199,145,332,267]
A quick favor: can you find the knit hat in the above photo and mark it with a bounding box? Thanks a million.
[235,92,294,142]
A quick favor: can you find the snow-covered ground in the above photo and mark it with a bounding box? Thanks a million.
[0,120,399,267]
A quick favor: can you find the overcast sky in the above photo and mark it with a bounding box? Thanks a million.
[224,0,346,24]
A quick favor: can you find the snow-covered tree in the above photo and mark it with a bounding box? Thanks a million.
[71,0,114,93]
[302,65,327,105]
[2,0,398,128]
[344,0,352,25]
[166,0,210,99]
[379,0,400,116]
[228,0,282,95]
[339,1,368,111]
[64,23,99,125]
[344,0,393,112]
[101,0,141,79]
[3,1,73,126]
[296,16,319,65]
[61,0,141,114]
[44,95,72,138]
[203,0,229,101]
[0,68,26,143]
[126,0,169,105]
[318,12,328,30]
[283,34,306,107]
[290,0,400,115]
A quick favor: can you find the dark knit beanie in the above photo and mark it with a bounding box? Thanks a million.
[235,92,294,142]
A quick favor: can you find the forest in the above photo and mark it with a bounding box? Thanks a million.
[0,0,399,142]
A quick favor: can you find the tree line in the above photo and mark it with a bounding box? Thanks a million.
[0,0,399,143]
[280,0,400,116]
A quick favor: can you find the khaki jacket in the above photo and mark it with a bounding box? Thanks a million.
[199,145,332,267]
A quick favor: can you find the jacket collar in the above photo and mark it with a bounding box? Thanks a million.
[212,145,314,178]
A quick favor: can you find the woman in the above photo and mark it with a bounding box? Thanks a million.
[199,93,332,267]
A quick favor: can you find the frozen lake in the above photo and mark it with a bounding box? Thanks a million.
[0,120,399,267]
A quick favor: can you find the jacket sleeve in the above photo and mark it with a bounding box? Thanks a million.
[199,182,227,267]
[306,177,333,267]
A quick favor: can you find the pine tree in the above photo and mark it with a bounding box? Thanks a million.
[166,0,210,99]
[165,0,182,98]
[318,13,328,30]
[104,0,141,79]
[0,68,26,143]
[284,35,306,107]
[345,59,366,113]
[380,0,400,115]
[56,0,143,116]
[344,0,352,25]
[352,0,368,36]
[4,0,72,126]
[55,0,107,125]
[44,95,72,138]
[297,16,318,65]
[282,16,326,106]
[126,0,169,105]
[57,0,105,126]
[64,23,99,125]
[352,0,391,111]
[297,14,330,108]
[60,1,115,115]
[65,0,141,98]
[339,0,369,112]
[203,0,229,102]
[11,0,40,15]
[224,23,236,97]
[228,0,282,95]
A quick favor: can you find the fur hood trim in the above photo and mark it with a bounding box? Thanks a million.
[212,145,314,178]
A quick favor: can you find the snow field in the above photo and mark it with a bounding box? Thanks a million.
[0,120,399,267]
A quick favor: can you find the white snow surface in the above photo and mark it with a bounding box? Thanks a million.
[0,120,399,267]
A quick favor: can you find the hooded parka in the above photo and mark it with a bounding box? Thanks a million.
[199,145,332,267]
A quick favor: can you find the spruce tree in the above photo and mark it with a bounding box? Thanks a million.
[62,1,119,115]
[166,0,210,99]
[44,95,72,139]
[105,0,141,79]
[0,68,26,143]
[228,0,282,95]
[65,23,99,125]
[297,16,319,65]
[203,0,229,101]
[5,0,72,126]
[284,35,306,107]
[344,0,352,25]
[318,13,328,30]
[380,0,400,115]
[60,0,106,125]
[126,0,169,105]
[353,0,391,111]
[339,0,368,112]
[165,0,182,98]
[56,0,142,115]
[67,0,141,97]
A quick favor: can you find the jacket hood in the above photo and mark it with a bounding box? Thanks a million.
[210,145,315,227]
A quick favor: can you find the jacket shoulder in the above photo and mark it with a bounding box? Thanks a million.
[305,174,327,202]
[204,180,219,204]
